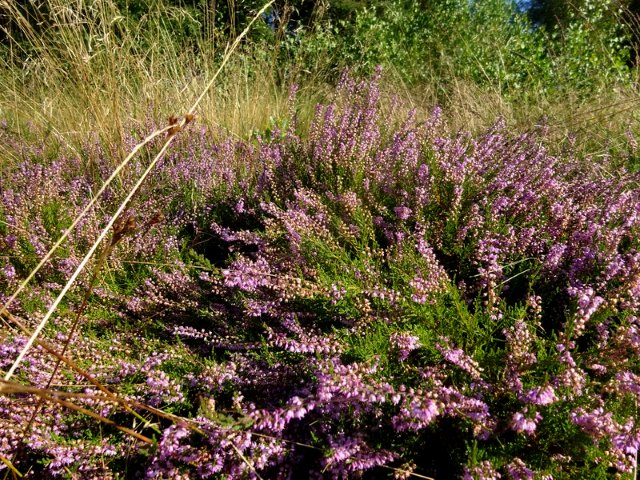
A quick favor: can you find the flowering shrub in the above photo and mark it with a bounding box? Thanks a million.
[1,71,640,478]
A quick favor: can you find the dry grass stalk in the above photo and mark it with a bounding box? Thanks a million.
[0,380,153,444]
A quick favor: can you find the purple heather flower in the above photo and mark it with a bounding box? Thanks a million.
[566,284,604,337]
[511,410,542,435]
[437,338,484,380]
[234,198,245,213]
[614,371,640,399]
[2,263,16,280]
[389,332,421,361]
[462,460,502,480]
[505,458,535,480]
[223,255,272,292]
[4,234,17,249]
[392,396,441,431]
[521,385,557,406]
[394,205,412,221]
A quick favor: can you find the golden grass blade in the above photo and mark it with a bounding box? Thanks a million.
[0,308,156,431]
[380,465,436,479]
[0,454,22,478]
[1,308,197,434]
[0,380,153,444]
[229,442,265,480]
[0,455,24,478]
[49,396,153,444]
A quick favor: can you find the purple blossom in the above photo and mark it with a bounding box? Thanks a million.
[511,410,542,435]
[437,338,484,380]
[394,205,412,221]
[463,460,502,480]
[521,385,557,406]
[223,256,272,292]
[392,395,441,431]
[505,458,535,480]
[389,332,421,361]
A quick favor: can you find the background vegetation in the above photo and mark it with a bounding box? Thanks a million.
[2,0,639,145]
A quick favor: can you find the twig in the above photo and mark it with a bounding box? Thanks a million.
[380,465,436,480]
[230,442,264,480]
[498,268,532,287]
[0,454,22,478]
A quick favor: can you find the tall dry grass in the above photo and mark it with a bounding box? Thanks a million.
[4,0,637,169]
[0,0,323,163]
[382,60,640,161]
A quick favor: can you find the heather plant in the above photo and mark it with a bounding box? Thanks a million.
[282,0,640,157]
[3,70,640,478]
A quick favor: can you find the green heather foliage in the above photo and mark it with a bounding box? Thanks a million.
[2,72,640,478]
